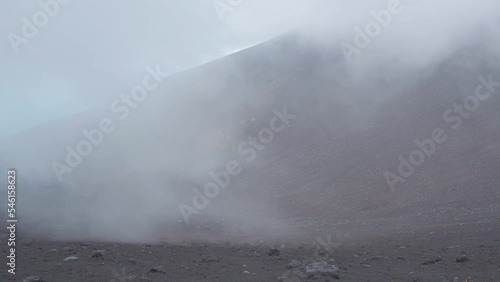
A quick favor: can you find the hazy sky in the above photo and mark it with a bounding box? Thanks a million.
[0,0,314,138]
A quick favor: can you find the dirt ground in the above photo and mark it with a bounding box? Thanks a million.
[1,220,499,282]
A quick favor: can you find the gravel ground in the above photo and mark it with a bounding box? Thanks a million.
[2,220,499,282]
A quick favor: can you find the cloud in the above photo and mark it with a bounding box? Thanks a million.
[0,0,499,243]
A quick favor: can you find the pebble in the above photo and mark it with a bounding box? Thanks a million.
[305,261,339,279]
[63,256,79,262]
[456,255,469,263]
[286,260,303,269]
[147,266,166,274]
[201,254,220,262]
[91,250,106,258]
[267,248,281,256]
[23,276,44,282]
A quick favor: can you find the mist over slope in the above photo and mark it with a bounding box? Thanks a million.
[1,13,500,242]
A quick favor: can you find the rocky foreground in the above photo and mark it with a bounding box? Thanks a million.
[1,220,499,282]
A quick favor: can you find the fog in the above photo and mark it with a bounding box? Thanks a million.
[1,0,499,243]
